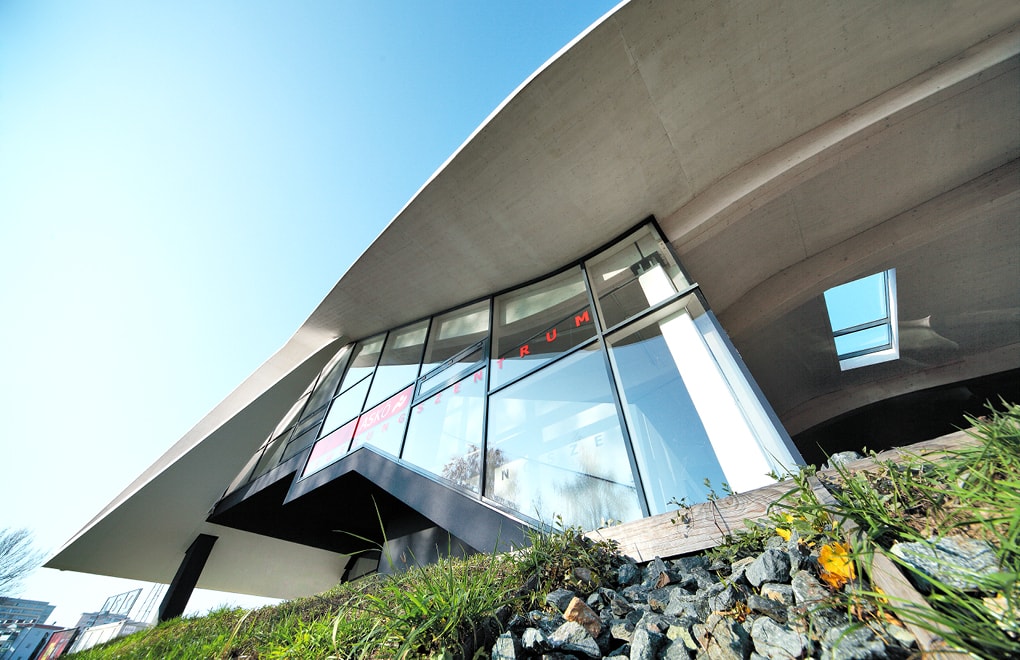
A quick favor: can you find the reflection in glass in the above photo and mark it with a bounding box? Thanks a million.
[302,345,352,421]
[320,376,371,437]
[419,345,483,398]
[402,369,486,492]
[350,386,414,456]
[364,321,428,409]
[586,225,688,329]
[282,426,319,463]
[823,271,888,330]
[485,347,641,529]
[834,325,891,357]
[338,334,385,394]
[608,297,793,512]
[491,267,597,388]
[421,301,489,376]
[303,419,357,478]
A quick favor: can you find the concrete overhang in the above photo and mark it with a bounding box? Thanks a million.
[47,0,1020,597]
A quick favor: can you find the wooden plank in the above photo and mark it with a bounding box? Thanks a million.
[587,430,979,560]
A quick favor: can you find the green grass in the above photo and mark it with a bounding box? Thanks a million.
[69,523,619,660]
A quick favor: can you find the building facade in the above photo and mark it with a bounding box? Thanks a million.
[47,0,1020,620]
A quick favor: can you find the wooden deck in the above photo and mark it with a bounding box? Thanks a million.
[586,429,979,562]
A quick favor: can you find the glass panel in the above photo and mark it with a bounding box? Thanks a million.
[320,376,371,436]
[607,308,726,514]
[227,450,264,492]
[491,267,597,388]
[251,430,291,480]
[586,224,688,328]
[303,419,357,478]
[834,325,891,357]
[302,345,352,421]
[402,368,487,492]
[421,300,490,376]
[607,297,781,511]
[269,393,309,440]
[485,346,642,529]
[364,321,428,409]
[419,345,483,398]
[350,385,414,456]
[282,426,319,463]
[823,271,888,330]
[338,334,385,394]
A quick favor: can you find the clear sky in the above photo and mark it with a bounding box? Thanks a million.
[0,0,621,626]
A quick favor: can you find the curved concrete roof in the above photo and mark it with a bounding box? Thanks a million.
[48,0,1020,598]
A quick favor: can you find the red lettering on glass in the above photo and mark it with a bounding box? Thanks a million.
[519,344,530,358]
[497,357,505,369]
[474,370,485,382]
[434,392,442,405]
[546,328,557,342]
[575,310,591,327]
[453,382,461,394]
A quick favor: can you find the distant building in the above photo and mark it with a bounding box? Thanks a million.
[0,599,54,627]
[47,0,1020,621]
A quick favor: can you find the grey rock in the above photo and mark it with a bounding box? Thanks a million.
[729,556,756,585]
[621,583,650,603]
[747,594,788,623]
[521,627,548,652]
[689,566,720,590]
[699,615,753,660]
[609,609,642,642]
[648,585,682,612]
[662,639,695,659]
[671,555,709,574]
[644,557,670,585]
[766,535,787,550]
[665,624,697,652]
[824,451,863,470]
[746,549,792,587]
[572,566,595,587]
[883,622,917,649]
[607,642,630,657]
[759,583,794,606]
[790,570,828,607]
[820,624,887,660]
[751,617,806,659]
[491,632,523,660]
[545,588,577,612]
[548,620,601,658]
[609,591,634,617]
[707,584,740,613]
[630,626,667,660]
[618,562,642,586]
[889,536,1000,591]
[524,610,565,636]
[663,590,709,620]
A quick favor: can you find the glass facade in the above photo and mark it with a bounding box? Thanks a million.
[230,221,801,530]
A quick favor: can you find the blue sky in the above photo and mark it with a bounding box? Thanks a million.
[0,0,621,626]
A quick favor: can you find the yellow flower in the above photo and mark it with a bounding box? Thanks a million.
[818,541,856,589]
[776,527,792,541]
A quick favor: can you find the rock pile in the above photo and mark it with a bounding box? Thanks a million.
[492,537,919,660]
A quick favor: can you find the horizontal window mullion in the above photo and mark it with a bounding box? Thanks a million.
[832,317,889,337]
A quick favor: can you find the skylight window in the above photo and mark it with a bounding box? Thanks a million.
[823,269,899,371]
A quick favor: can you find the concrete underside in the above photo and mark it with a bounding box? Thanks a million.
[46,0,1020,599]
